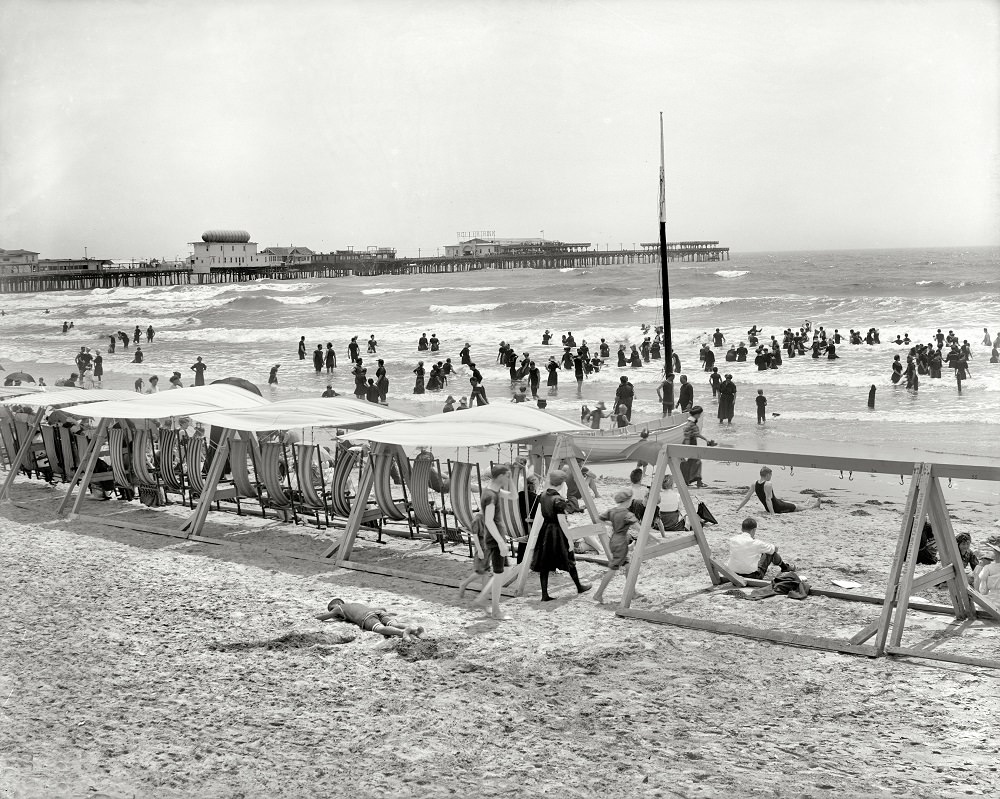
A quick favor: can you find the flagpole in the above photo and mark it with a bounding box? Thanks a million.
[658,112,673,374]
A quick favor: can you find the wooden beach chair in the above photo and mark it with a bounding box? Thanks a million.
[157,427,186,499]
[496,460,528,555]
[40,424,66,482]
[294,442,331,527]
[131,427,165,506]
[407,456,449,550]
[228,435,264,516]
[371,446,411,529]
[329,446,382,526]
[184,435,207,496]
[107,426,136,491]
[258,441,296,522]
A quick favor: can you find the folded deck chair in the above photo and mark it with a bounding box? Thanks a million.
[447,460,479,534]
[258,441,294,511]
[59,427,79,481]
[372,448,408,523]
[157,428,185,494]
[294,443,332,527]
[229,436,260,499]
[329,447,382,524]
[0,415,15,469]
[41,425,66,482]
[408,457,443,530]
[497,460,527,549]
[131,428,159,486]
[185,435,207,495]
[107,427,135,488]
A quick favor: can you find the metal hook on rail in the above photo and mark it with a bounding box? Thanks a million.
[899,474,904,486]
[948,477,953,489]
[789,466,794,476]
[848,471,854,482]
[839,470,844,480]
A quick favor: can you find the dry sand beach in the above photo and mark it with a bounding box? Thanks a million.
[1,458,997,799]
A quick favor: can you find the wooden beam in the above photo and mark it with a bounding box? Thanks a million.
[642,533,697,560]
[909,564,959,593]
[848,619,881,646]
[967,589,1000,622]
[338,560,518,597]
[874,464,924,654]
[885,645,1000,670]
[888,466,933,649]
[665,443,918,476]
[619,443,670,608]
[617,607,878,658]
[710,558,747,587]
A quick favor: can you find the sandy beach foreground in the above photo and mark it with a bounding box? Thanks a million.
[1,459,997,799]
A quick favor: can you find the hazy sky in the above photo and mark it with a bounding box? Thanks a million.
[1,0,997,259]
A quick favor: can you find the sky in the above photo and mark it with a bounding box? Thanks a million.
[1,0,997,260]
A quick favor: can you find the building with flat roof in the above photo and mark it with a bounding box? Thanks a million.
[189,230,263,274]
[0,248,39,275]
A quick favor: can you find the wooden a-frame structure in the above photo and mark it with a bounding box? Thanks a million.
[324,434,613,603]
[617,443,1000,669]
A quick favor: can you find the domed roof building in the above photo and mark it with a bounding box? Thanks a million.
[189,229,260,273]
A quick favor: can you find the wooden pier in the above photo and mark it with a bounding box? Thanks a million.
[0,241,729,293]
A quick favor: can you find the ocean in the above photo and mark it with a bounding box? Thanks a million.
[1,245,997,462]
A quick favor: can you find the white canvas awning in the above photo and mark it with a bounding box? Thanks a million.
[57,384,269,420]
[349,404,588,448]
[187,397,413,432]
[0,387,140,408]
[0,386,43,400]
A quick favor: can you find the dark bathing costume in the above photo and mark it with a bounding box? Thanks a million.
[754,480,796,513]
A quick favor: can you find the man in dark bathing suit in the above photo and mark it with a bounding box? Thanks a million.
[734,467,821,514]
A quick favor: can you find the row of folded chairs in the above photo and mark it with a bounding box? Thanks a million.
[0,414,528,559]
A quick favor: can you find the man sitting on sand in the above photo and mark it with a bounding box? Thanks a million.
[726,517,796,579]
[734,466,821,514]
[315,598,424,641]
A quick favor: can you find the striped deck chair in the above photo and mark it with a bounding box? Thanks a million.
[185,435,207,495]
[496,461,527,552]
[74,431,114,490]
[371,448,408,524]
[228,436,260,498]
[447,460,479,534]
[107,427,135,490]
[157,428,185,495]
[329,446,360,518]
[0,415,14,469]
[41,425,66,482]
[294,443,331,526]
[328,446,382,525]
[407,456,448,548]
[258,442,295,515]
[131,428,159,486]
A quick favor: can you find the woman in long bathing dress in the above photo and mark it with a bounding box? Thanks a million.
[412,361,425,394]
[530,471,591,601]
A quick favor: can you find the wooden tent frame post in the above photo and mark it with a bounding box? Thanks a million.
[617,444,1000,669]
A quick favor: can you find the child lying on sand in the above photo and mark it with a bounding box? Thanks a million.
[315,598,424,641]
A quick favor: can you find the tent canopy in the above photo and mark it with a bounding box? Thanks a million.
[349,404,588,448]
[188,397,413,432]
[57,384,269,420]
[0,386,43,401]
[0,387,140,408]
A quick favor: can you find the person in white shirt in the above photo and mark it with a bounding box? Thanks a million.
[725,517,795,579]
[658,473,686,532]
